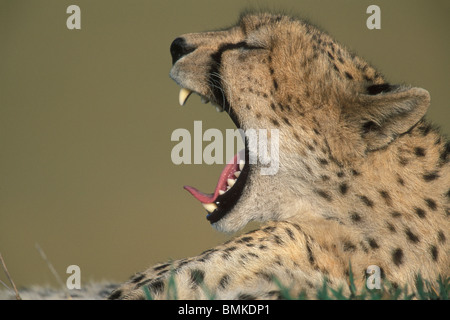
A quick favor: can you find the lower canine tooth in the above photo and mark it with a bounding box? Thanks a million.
[202,203,217,213]
[227,179,236,187]
[234,171,241,178]
[219,190,226,195]
[179,88,192,106]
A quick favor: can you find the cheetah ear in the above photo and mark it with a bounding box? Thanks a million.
[349,85,431,151]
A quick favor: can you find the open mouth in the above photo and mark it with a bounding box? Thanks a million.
[178,87,249,224]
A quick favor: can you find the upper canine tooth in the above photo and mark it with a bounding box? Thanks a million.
[179,88,192,106]
[239,160,245,171]
[218,190,226,195]
[227,179,236,187]
[202,203,217,213]
[234,171,241,178]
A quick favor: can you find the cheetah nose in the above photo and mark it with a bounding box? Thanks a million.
[170,37,196,65]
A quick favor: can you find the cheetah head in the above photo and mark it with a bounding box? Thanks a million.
[169,13,430,232]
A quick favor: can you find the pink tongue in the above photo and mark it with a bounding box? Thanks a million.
[184,153,240,204]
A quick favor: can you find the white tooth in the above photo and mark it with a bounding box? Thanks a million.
[239,160,245,171]
[202,203,218,213]
[227,179,236,187]
[218,190,226,195]
[201,96,210,104]
[234,171,241,178]
[179,88,192,106]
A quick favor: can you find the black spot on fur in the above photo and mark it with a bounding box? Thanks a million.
[316,189,332,202]
[387,222,396,233]
[417,123,432,136]
[351,169,360,176]
[405,228,420,243]
[391,211,402,218]
[239,236,253,243]
[344,72,354,80]
[367,238,379,249]
[273,78,278,90]
[423,171,439,182]
[397,176,405,186]
[350,212,361,222]
[440,141,449,164]
[219,274,230,289]
[319,158,329,166]
[392,248,404,266]
[414,207,427,219]
[379,190,392,206]
[263,226,276,233]
[343,241,356,252]
[282,117,291,126]
[438,230,446,243]
[248,252,259,259]
[255,271,273,283]
[305,242,315,266]
[339,183,349,195]
[177,260,189,268]
[414,147,426,157]
[359,195,374,207]
[153,263,170,272]
[333,63,340,73]
[238,293,256,300]
[327,51,334,60]
[273,235,284,245]
[131,273,145,284]
[224,246,237,254]
[148,280,165,295]
[190,269,205,286]
[157,269,169,277]
[221,252,231,260]
[285,228,296,240]
[424,198,437,211]
[108,289,123,300]
[430,245,438,261]
[271,119,280,127]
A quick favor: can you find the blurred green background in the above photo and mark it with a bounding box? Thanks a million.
[0,0,448,289]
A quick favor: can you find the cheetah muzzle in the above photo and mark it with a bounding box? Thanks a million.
[109,12,449,300]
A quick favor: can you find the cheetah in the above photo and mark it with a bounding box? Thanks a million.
[109,12,449,299]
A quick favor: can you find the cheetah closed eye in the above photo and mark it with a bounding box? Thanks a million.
[109,12,449,300]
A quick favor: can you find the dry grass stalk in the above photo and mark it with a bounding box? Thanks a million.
[0,253,22,300]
